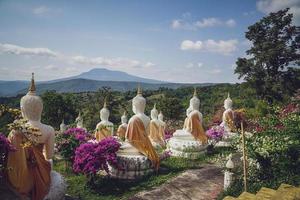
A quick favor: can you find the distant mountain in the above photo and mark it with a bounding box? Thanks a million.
[16,79,215,95]
[0,68,217,96]
[49,68,165,84]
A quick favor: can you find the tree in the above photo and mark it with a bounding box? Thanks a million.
[235,8,300,102]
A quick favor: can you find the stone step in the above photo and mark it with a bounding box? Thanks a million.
[274,184,300,200]
[255,187,277,200]
[223,196,237,200]
[237,192,256,200]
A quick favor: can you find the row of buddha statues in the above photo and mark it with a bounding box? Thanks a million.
[5,73,236,199]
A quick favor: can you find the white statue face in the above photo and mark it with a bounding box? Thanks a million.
[100,108,109,121]
[224,99,233,110]
[151,109,158,120]
[20,95,43,121]
[132,95,146,114]
[190,97,200,111]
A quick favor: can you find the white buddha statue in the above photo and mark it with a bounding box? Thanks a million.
[221,93,235,133]
[116,111,128,140]
[6,73,66,200]
[158,111,166,146]
[149,104,165,148]
[168,88,207,159]
[95,99,114,141]
[75,112,84,128]
[60,119,67,133]
[109,86,159,179]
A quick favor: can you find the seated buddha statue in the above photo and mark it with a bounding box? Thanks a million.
[185,89,208,144]
[109,87,160,179]
[220,93,235,133]
[116,111,128,140]
[149,104,165,148]
[158,111,166,146]
[122,86,159,170]
[168,88,207,158]
[95,99,114,141]
[75,112,84,128]
[6,73,66,200]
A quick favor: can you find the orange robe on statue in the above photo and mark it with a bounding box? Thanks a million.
[6,131,51,200]
[224,110,235,132]
[187,112,208,144]
[126,117,160,170]
[95,126,111,141]
[149,121,165,147]
[117,125,127,140]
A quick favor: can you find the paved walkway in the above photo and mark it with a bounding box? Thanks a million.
[130,165,223,200]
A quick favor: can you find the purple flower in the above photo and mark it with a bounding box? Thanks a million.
[72,137,121,175]
[206,125,225,142]
[0,133,16,177]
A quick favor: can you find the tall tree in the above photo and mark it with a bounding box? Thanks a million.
[235,8,300,102]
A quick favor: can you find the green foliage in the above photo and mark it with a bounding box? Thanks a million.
[220,106,300,199]
[235,8,300,102]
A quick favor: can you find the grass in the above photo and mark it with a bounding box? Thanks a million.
[54,147,232,200]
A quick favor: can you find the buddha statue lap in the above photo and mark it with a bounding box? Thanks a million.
[6,73,66,200]
[95,99,114,141]
[109,86,159,179]
[168,88,208,159]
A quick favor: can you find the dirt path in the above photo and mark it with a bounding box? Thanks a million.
[129,165,223,200]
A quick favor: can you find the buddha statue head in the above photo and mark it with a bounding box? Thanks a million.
[189,88,200,111]
[132,85,146,114]
[224,93,233,110]
[100,98,110,121]
[158,111,164,121]
[20,73,43,122]
[121,111,127,124]
[150,104,158,120]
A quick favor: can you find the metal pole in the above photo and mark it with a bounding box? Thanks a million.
[241,122,247,192]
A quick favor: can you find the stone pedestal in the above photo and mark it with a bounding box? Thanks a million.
[167,130,207,159]
[108,142,154,180]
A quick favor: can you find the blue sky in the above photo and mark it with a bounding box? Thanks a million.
[0,0,299,83]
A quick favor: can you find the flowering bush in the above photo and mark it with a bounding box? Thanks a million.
[56,128,93,162]
[73,137,121,175]
[206,125,225,145]
[0,133,15,178]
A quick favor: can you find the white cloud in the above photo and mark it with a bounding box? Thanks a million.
[180,39,238,55]
[257,0,300,24]
[0,43,58,57]
[185,62,204,69]
[225,19,236,27]
[144,62,156,68]
[171,16,236,30]
[171,19,183,29]
[198,62,203,68]
[195,18,222,28]
[33,6,49,15]
[181,40,203,50]
[0,43,151,70]
[44,64,59,70]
